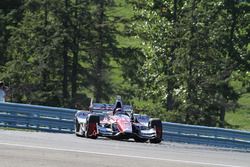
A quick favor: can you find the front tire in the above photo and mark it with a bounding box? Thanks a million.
[149,118,162,143]
[85,115,100,139]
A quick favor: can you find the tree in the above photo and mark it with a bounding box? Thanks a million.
[3,0,69,105]
[62,0,70,103]
[0,1,23,75]
[84,0,120,102]
[130,0,248,126]
[1,0,129,107]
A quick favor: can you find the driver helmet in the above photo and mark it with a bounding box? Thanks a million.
[116,108,122,112]
[114,108,122,115]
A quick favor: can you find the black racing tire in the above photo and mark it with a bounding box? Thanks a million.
[85,115,100,139]
[149,118,162,144]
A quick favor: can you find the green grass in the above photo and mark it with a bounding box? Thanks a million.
[225,93,250,131]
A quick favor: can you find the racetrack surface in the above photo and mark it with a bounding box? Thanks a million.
[0,130,249,167]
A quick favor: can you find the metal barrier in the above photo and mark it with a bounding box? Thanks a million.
[162,122,250,150]
[0,102,250,149]
[0,102,77,133]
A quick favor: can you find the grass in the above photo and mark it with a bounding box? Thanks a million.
[225,93,250,131]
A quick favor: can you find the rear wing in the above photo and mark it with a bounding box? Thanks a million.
[90,103,113,113]
[89,103,133,113]
[123,105,133,112]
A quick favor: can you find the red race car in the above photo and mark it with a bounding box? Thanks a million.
[75,96,162,143]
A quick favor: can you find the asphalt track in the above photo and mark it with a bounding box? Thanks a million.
[0,130,249,167]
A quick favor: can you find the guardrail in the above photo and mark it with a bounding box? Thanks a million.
[162,122,250,150]
[0,102,250,150]
[0,102,76,133]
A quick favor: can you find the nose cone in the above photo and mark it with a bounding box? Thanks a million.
[117,116,132,133]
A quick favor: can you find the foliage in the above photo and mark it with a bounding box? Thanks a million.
[0,0,249,128]
[129,0,249,127]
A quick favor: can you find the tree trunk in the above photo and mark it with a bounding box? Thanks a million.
[94,0,105,103]
[0,10,8,66]
[219,108,225,128]
[62,0,69,103]
[42,0,48,88]
[185,0,197,124]
[166,0,178,111]
[71,0,79,104]
[218,0,237,127]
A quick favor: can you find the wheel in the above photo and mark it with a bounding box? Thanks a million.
[85,115,99,139]
[148,118,162,143]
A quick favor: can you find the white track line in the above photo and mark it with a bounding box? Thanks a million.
[0,142,245,167]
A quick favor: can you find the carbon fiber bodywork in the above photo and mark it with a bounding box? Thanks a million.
[75,97,162,143]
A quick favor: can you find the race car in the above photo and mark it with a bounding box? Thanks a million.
[74,96,162,143]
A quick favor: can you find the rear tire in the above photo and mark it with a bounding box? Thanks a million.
[85,115,99,139]
[149,118,162,144]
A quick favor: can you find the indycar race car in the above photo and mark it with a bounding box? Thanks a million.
[74,96,162,143]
